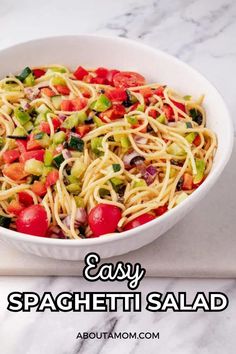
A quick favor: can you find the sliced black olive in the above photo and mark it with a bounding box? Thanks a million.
[176,177,184,191]
[123,90,133,107]
[189,108,203,125]
[7,135,27,140]
[130,155,145,166]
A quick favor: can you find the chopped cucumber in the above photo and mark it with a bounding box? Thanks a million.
[167,142,186,156]
[193,159,205,184]
[25,159,44,176]
[71,160,86,178]
[44,149,54,166]
[53,131,66,144]
[14,107,31,125]
[68,133,84,151]
[91,137,103,156]
[36,104,50,114]
[120,136,131,148]
[34,113,46,126]
[51,76,66,85]
[132,179,147,188]
[51,95,63,110]
[24,121,34,132]
[176,192,188,205]
[13,126,27,137]
[110,177,124,192]
[53,154,65,167]
[24,73,35,86]
[74,196,85,208]
[112,164,121,172]
[91,94,111,112]
[66,183,81,194]
[127,116,138,125]
[185,132,197,144]
[16,67,32,82]
[93,116,104,127]
[157,113,166,124]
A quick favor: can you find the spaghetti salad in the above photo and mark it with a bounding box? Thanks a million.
[0,65,217,238]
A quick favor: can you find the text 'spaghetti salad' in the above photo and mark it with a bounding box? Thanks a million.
[0,65,217,238]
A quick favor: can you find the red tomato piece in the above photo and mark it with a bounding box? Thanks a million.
[40,121,51,134]
[100,104,126,121]
[31,181,47,197]
[91,77,108,85]
[18,191,34,206]
[163,104,174,122]
[61,99,74,111]
[148,109,158,119]
[95,67,109,78]
[80,87,91,98]
[3,149,20,164]
[54,85,70,95]
[71,97,87,111]
[154,205,168,217]
[153,86,165,97]
[193,134,201,147]
[45,170,59,188]
[113,71,145,88]
[52,117,62,130]
[171,99,186,113]
[3,163,28,181]
[88,204,122,237]
[139,87,153,98]
[83,74,93,83]
[76,125,91,138]
[182,173,193,190]
[26,139,41,151]
[16,205,48,237]
[33,68,46,79]
[7,200,25,216]
[74,66,89,80]
[124,213,155,231]
[20,150,45,163]
[41,87,56,97]
[16,139,27,153]
[106,69,120,85]
[107,88,127,102]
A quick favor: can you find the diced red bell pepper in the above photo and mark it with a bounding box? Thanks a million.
[148,109,158,119]
[95,67,109,78]
[83,74,93,83]
[132,123,147,133]
[45,170,59,188]
[139,87,153,98]
[154,205,168,216]
[40,121,51,134]
[54,85,70,95]
[182,173,193,190]
[106,70,120,85]
[52,117,62,130]
[33,68,46,79]
[61,98,87,111]
[128,102,139,112]
[76,125,91,138]
[27,135,42,151]
[16,139,27,153]
[193,134,201,147]
[91,76,108,85]
[163,104,174,122]
[41,87,56,97]
[74,66,89,80]
[31,181,47,197]
[3,163,28,181]
[100,104,126,121]
[18,191,34,206]
[171,99,186,114]
[7,200,25,216]
[20,150,45,163]
[3,149,20,164]
[107,88,127,102]
[80,86,91,98]
[153,86,165,97]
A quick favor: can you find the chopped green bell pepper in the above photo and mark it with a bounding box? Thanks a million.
[193,159,205,184]
[91,94,111,112]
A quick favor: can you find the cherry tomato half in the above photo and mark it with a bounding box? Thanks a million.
[113,71,145,88]
[124,213,155,231]
[88,204,122,237]
[16,205,48,237]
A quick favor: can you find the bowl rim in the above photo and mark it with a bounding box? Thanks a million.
[0,34,234,246]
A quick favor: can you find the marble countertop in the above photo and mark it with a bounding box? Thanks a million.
[0,0,236,353]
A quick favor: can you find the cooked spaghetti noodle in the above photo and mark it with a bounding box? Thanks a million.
[0,65,217,238]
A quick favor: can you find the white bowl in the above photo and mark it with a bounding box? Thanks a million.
[0,35,233,260]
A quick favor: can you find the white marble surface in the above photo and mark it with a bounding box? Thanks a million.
[0,0,236,353]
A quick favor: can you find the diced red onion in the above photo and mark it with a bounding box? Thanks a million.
[62,149,72,160]
[63,208,87,228]
[24,87,40,100]
[58,114,67,121]
[20,100,30,110]
[141,165,157,185]
[146,165,157,176]
[75,208,87,224]
[134,136,148,145]
[123,151,145,168]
